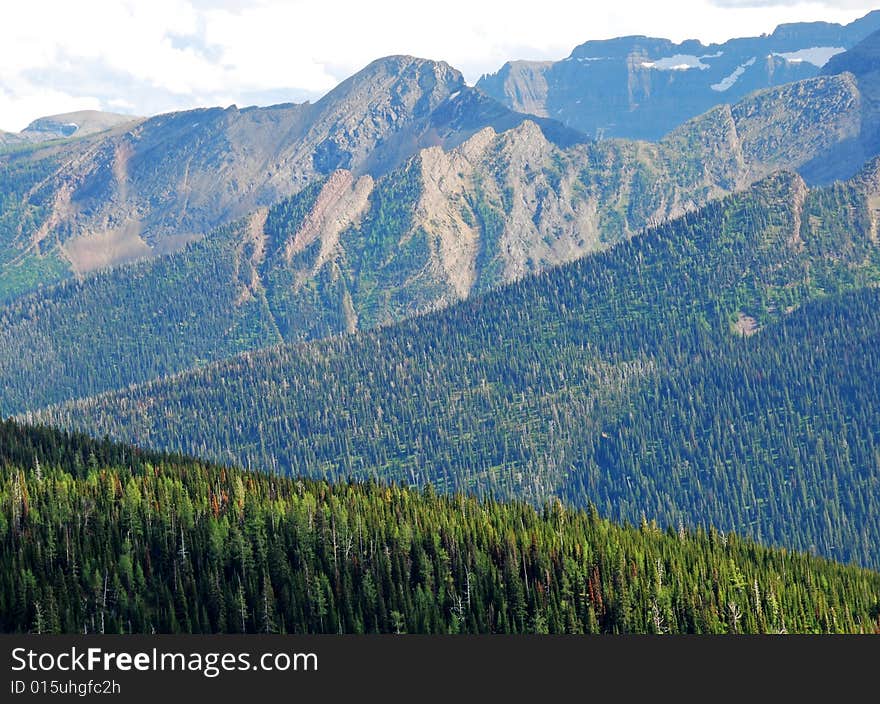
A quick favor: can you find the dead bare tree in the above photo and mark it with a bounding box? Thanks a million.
[727,601,743,634]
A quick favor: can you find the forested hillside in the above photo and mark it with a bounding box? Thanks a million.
[0,69,868,415]
[33,165,880,567]
[0,222,283,412]
[0,146,68,302]
[5,13,880,642]
[2,420,878,634]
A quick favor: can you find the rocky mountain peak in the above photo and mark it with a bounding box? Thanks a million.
[315,55,465,120]
[477,10,880,141]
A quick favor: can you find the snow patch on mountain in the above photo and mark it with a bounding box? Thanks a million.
[640,54,711,71]
[711,57,757,92]
[771,46,845,67]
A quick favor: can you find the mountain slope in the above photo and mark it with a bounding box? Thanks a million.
[477,11,880,141]
[30,163,880,567]
[0,56,579,301]
[2,419,878,634]
[3,33,875,307]
[0,110,138,146]
[816,28,880,182]
[0,66,868,414]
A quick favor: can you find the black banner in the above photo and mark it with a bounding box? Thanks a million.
[1,635,875,702]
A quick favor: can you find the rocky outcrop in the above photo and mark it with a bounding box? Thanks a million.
[477,11,880,141]
[0,56,580,288]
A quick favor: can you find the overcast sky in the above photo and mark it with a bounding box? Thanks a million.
[1,0,876,132]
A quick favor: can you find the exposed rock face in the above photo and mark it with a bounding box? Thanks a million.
[1,43,879,415]
[1,38,879,345]
[24,111,139,139]
[300,56,466,174]
[283,170,374,272]
[0,56,581,288]
[268,71,865,330]
[819,28,880,180]
[477,11,880,141]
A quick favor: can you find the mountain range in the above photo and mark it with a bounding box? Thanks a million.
[477,10,880,140]
[2,33,878,413]
[6,17,880,305]
[3,13,880,632]
[30,157,880,566]
[0,56,583,302]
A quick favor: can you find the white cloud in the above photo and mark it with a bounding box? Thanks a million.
[107,98,137,111]
[0,89,102,132]
[0,0,877,131]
